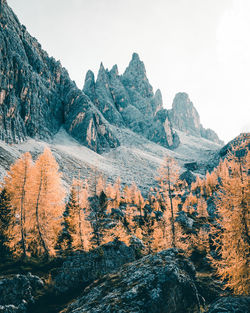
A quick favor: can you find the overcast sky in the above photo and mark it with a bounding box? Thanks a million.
[8,0,250,143]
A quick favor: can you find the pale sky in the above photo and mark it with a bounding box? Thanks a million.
[7,0,250,143]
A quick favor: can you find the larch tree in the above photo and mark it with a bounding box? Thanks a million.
[71,178,92,251]
[212,147,250,295]
[96,175,106,197]
[4,152,33,258]
[156,156,180,248]
[197,198,209,219]
[102,220,131,246]
[29,147,65,258]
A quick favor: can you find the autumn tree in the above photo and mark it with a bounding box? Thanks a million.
[197,198,209,219]
[211,147,250,295]
[156,156,180,248]
[96,175,106,197]
[4,152,33,258]
[102,220,131,246]
[151,215,169,252]
[28,147,65,258]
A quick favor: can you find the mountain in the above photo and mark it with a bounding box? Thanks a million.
[0,0,222,156]
[0,0,225,190]
[0,0,118,153]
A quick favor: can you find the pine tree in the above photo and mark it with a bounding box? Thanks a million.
[90,190,108,247]
[4,152,33,258]
[0,188,12,258]
[56,189,77,255]
[28,147,65,258]
[211,147,250,295]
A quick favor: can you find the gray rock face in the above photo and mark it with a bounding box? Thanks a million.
[0,1,119,153]
[168,93,223,145]
[83,53,179,149]
[206,296,250,313]
[54,240,136,294]
[64,249,200,313]
[0,273,44,313]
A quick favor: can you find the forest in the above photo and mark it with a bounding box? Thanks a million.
[0,141,249,299]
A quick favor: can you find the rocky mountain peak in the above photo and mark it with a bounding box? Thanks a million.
[82,53,179,149]
[96,62,108,82]
[109,64,119,77]
[171,92,201,133]
[168,92,223,144]
[153,89,164,111]
[122,52,153,98]
[83,70,95,102]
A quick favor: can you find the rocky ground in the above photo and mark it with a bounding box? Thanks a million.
[0,241,249,313]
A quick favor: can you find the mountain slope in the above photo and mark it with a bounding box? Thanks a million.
[0,127,221,194]
[0,0,119,152]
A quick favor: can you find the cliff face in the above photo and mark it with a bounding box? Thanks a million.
[0,0,119,152]
[83,53,180,149]
[168,93,223,145]
[0,0,222,154]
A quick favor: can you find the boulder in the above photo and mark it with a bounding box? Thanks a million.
[54,240,136,294]
[64,249,200,313]
[176,211,194,230]
[206,296,250,313]
[0,273,44,313]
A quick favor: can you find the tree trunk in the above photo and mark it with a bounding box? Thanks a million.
[20,165,27,259]
[35,173,49,258]
[168,167,176,248]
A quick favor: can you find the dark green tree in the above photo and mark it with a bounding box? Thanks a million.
[0,188,12,258]
[56,188,78,255]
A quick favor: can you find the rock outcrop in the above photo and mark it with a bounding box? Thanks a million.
[168,93,223,145]
[83,53,179,149]
[206,296,250,313]
[54,240,136,294]
[63,248,200,313]
[0,0,119,152]
[0,273,44,313]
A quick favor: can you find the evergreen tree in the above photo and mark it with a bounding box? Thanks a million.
[56,189,78,255]
[90,191,108,247]
[0,188,12,258]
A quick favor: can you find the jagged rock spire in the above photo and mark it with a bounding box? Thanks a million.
[122,53,153,98]
[168,92,223,144]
